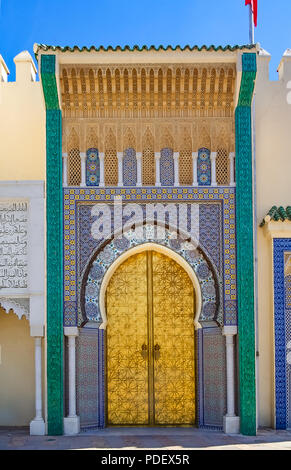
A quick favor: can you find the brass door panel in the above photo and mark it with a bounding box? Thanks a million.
[106,250,195,426]
[152,251,195,425]
[106,252,149,425]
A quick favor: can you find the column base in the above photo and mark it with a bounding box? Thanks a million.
[64,416,80,435]
[155,183,161,187]
[223,415,240,434]
[30,418,46,436]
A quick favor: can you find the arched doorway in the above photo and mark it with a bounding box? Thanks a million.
[106,250,195,426]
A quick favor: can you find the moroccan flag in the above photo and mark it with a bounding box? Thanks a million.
[245,0,258,27]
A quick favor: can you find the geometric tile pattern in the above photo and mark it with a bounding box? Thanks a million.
[202,325,226,427]
[84,223,219,325]
[160,148,174,186]
[86,148,100,186]
[197,324,226,429]
[273,238,291,429]
[76,327,99,428]
[63,186,237,326]
[198,148,211,186]
[123,148,137,186]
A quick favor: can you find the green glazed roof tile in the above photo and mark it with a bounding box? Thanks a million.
[260,206,291,226]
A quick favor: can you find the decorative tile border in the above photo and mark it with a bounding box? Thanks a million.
[63,186,237,327]
[83,224,219,324]
[273,238,291,429]
[235,52,257,435]
[41,54,64,435]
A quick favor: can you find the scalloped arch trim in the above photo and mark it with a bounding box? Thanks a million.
[0,298,29,320]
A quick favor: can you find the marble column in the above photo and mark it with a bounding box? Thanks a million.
[173,152,179,187]
[210,152,217,187]
[223,326,240,434]
[80,152,86,187]
[136,152,142,187]
[63,327,80,435]
[30,326,45,435]
[99,152,105,187]
[155,152,161,187]
[229,152,235,186]
[117,152,123,187]
[62,153,68,187]
[192,152,198,186]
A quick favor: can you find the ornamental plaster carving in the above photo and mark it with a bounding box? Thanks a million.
[0,297,30,320]
[0,200,28,289]
[63,118,234,154]
[60,63,236,119]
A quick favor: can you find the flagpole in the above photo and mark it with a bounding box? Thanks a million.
[249,4,255,44]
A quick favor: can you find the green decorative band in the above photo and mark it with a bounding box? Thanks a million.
[41,55,63,435]
[235,52,257,436]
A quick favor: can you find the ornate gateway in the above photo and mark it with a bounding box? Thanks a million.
[106,251,195,425]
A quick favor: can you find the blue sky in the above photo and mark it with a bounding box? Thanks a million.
[0,0,290,80]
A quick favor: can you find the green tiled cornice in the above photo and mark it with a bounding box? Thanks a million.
[260,206,291,226]
[41,54,64,435]
[34,43,256,59]
[235,52,257,436]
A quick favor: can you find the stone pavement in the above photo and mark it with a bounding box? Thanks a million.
[0,427,291,450]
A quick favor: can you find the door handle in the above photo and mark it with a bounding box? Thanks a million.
[154,344,161,360]
[141,343,148,359]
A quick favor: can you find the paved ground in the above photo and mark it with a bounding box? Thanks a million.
[1,427,291,450]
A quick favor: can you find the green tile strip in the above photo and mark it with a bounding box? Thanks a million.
[41,54,64,435]
[235,52,257,436]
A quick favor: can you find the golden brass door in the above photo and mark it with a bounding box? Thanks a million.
[106,250,195,426]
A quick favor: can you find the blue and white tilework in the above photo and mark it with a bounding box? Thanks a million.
[86,148,100,186]
[273,238,291,429]
[83,223,220,325]
[160,148,174,186]
[198,148,211,186]
[123,148,137,186]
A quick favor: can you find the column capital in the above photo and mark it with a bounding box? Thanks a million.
[210,151,217,161]
[136,152,142,160]
[64,326,79,337]
[173,151,179,160]
[192,151,198,159]
[117,151,123,160]
[229,152,235,159]
[62,152,68,158]
[99,151,105,160]
[80,152,86,159]
[30,325,44,337]
[223,325,238,336]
